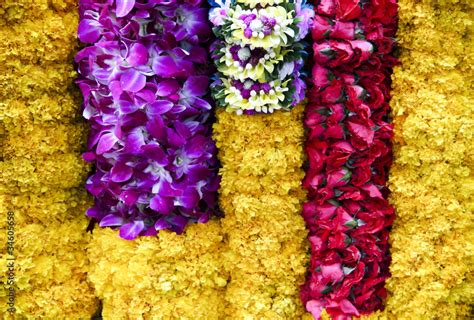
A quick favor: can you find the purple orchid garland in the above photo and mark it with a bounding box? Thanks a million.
[76,0,220,240]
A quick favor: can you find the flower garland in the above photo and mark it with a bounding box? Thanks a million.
[208,0,314,114]
[379,0,474,318]
[213,106,309,318]
[87,221,228,318]
[0,1,97,317]
[76,0,220,240]
[301,0,398,318]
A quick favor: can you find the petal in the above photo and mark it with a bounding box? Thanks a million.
[190,97,212,110]
[96,132,118,154]
[119,220,145,240]
[147,100,174,116]
[82,151,96,162]
[306,300,324,320]
[150,195,174,215]
[166,128,186,147]
[146,117,166,141]
[99,214,126,227]
[119,99,140,114]
[152,55,184,78]
[321,263,344,282]
[157,180,183,197]
[86,207,102,220]
[116,0,135,18]
[178,187,200,209]
[124,127,146,154]
[127,42,148,67]
[142,144,168,166]
[339,299,360,316]
[361,184,383,199]
[185,136,208,158]
[78,19,101,43]
[155,218,171,231]
[183,76,208,97]
[168,215,188,234]
[157,79,180,96]
[110,162,133,182]
[120,68,146,93]
[120,190,140,206]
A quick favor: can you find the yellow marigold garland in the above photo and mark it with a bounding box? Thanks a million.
[0,0,98,317]
[213,105,309,319]
[366,0,474,318]
[87,222,227,319]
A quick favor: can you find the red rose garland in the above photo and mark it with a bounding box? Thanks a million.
[301,0,397,318]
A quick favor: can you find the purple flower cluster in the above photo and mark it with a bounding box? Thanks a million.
[229,45,267,67]
[240,14,277,39]
[232,79,273,99]
[76,0,220,240]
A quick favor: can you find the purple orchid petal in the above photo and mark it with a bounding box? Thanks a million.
[82,151,96,162]
[109,80,124,101]
[141,227,157,236]
[147,100,174,115]
[110,162,133,182]
[190,97,212,110]
[155,218,171,231]
[168,215,188,234]
[135,88,156,104]
[198,213,210,224]
[157,79,180,96]
[124,127,146,154]
[174,121,192,139]
[119,220,145,240]
[119,99,140,114]
[166,128,186,147]
[150,195,174,215]
[100,214,126,227]
[96,132,118,154]
[146,117,166,141]
[152,55,186,78]
[142,144,168,166]
[178,187,200,209]
[116,0,135,18]
[86,207,102,219]
[127,42,148,67]
[155,180,183,197]
[120,68,146,92]
[78,19,101,43]
[187,46,207,64]
[183,76,208,97]
[185,136,208,158]
[120,190,140,206]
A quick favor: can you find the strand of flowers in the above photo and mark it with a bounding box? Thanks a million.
[208,0,314,114]
[87,221,228,318]
[300,0,398,318]
[213,105,309,319]
[0,1,98,317]
[76,0,220,240]
[377,0,474,318]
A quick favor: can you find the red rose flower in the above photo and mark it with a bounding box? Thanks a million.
[302,0,397,318]
[336,0,362,21]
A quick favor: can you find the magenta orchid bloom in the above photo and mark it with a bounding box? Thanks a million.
[77,0,220,240]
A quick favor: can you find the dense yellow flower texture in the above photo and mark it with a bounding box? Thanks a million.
[213,105,309,319]
[366,0,474,319]
[87,222,228,319]
[0,0,97,318]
